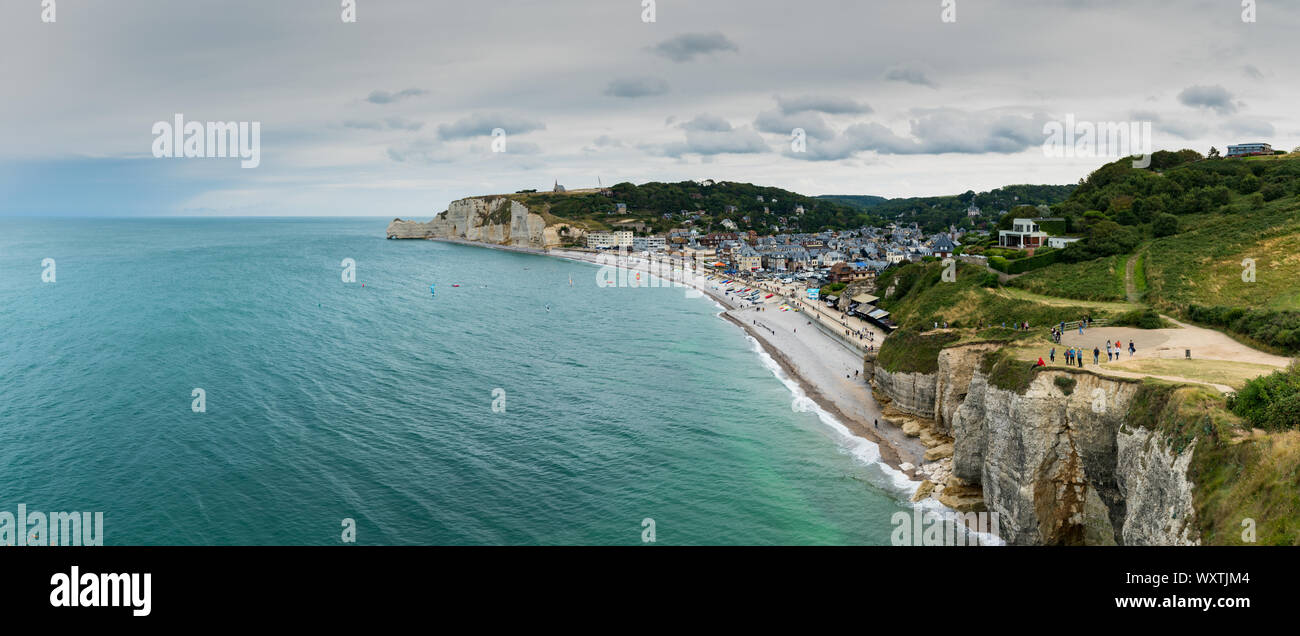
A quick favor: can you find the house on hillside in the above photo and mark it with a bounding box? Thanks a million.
[1226,142,1273,157]
[998,217,1062,250]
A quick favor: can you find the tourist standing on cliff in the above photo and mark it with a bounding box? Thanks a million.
[1050,347,1056,363]
[1093,346,1100,365]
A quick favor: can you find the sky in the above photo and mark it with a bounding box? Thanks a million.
[1,0,1297,217]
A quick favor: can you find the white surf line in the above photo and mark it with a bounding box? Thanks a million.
[484,246,998,540]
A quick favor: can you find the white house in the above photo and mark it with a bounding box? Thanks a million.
[998,218,1054,250]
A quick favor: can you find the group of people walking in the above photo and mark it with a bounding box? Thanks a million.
[1048,339,1136,367]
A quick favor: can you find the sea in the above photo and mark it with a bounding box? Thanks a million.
[0,217,914,545]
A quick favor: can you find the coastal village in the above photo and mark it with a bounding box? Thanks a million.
[387,146,1300,544]
[580,203,1027,333]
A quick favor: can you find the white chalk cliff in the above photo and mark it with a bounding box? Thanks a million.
[387,196,583,249]
[870,344,1199,545]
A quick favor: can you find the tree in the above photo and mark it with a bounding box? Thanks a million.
[1235,174,1262,194]
[1261,183,1287,202]
[1208,146,1221,159]
[1152,213,1179,237]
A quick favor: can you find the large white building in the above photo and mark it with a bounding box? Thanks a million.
[588,230,635,249]
[633,236,666,252]
[586,232,617,249]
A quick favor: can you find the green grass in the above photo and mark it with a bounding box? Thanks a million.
[1008,255,1127,302]
[877,262,1113,330]
[980,349,1042,394]
[1144,195,1300,312]
[876,328,961,374]
[1191,430,1300,545]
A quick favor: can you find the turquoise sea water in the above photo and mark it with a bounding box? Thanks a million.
[0,218,910,545]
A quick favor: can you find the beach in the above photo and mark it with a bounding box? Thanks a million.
[530,246,928,477]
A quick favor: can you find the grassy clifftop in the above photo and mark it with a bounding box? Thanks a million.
[875,260,1118,330]
[1123,381,1299,545]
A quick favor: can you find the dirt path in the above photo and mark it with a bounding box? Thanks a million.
[1124,252,1140,303]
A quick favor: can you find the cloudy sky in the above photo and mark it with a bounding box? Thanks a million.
[2,0,1296,216]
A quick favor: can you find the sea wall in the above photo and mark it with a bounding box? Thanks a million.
[387,196,582,249]
[871,343,1200,545]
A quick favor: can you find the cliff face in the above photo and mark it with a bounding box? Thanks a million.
[873,344,1200,545]
[387,197,581,249]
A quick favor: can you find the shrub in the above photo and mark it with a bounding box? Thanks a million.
[820,282,848,296]
[1234,174,1262,194]
[1152,213,1179,237]
[988,250,1059,274]
[1054,375,1077,396]
[1229,363,1300,431]
[1113,309,1165,329]
[1261,183,1288,202]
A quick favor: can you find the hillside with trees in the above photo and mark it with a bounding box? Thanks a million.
[818,184,1077,233]
[507,181,883,235]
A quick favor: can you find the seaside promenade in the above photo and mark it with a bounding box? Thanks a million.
[725,275,884,355]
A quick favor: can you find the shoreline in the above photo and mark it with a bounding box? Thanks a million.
[426,238,926,484]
